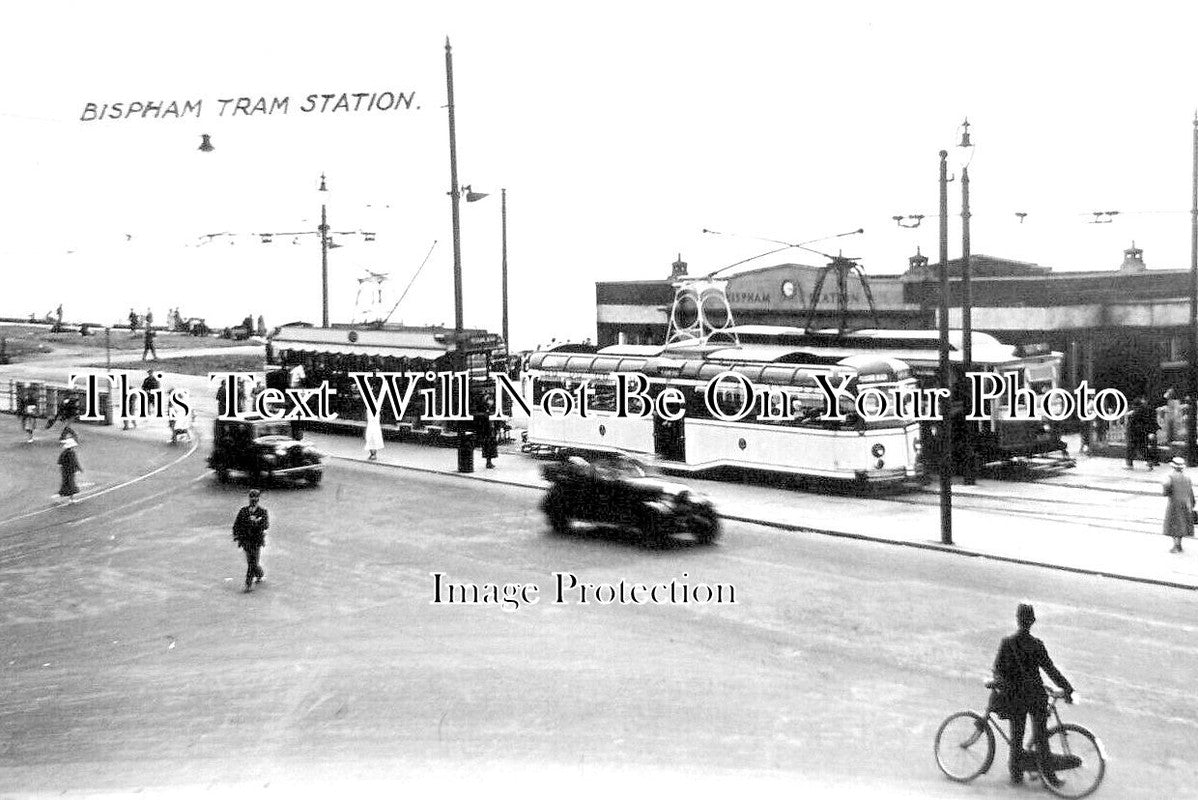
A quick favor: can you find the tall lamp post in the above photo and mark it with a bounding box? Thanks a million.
[501,188,509,349]
[1189,112,1198,466]
[444,38,473,472]
[938,149,954,545]
[956,120,976,484]
[319,174,330,328]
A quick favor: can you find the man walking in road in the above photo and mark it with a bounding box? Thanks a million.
[142,325,158,361]
[993,603,1074,788]
[232,489,269,593]
[1162,456,1194,553]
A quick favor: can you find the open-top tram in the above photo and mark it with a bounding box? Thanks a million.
[266,323,505,441]
[524,342,924,485]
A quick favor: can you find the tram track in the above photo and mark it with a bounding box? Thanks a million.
[886,483,1161,535]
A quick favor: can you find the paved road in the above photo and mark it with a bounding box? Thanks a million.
[0,428,1194,798]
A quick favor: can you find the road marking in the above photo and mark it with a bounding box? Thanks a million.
[0,436,199,527]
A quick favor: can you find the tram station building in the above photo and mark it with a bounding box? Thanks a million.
[595,246,1195,404]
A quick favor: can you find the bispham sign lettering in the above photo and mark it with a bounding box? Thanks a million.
[79,92,419,121]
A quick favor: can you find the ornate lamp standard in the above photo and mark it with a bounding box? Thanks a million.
[954,120,976,484]
[937,149,954,545]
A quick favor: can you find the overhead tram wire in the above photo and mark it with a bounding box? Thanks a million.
[382,240,440,325]
[699,227,865,278]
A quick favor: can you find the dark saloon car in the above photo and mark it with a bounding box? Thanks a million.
[209,416,324,485]
[540,454,720,545]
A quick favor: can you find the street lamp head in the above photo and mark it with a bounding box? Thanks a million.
[463,185,489,203]
[198,134,214,153]
[954,117,975,171]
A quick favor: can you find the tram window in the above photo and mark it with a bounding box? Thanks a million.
[590,382,617,412]
[614,359,644,373]
[762,366,797,385]
[592,357,621,373]
[789,396,826,426]
[712,385,750,420]
[735,366,765,384]
[566,356,594,372]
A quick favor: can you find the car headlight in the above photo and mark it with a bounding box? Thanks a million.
[263,454,277,463]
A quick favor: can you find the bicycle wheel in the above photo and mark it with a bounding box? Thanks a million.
[934,711,995,782]
[1040,723,1106,799]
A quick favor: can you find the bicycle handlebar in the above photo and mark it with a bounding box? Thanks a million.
[985,681,1075,703]
[1045,686,1075,702]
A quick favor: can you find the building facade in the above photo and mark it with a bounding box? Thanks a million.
[595,246,1193,403]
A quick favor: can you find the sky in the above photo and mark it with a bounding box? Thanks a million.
[5,2,1198,350]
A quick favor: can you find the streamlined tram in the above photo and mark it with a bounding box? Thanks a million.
[728,326,1071,470]
[524,343,924,485]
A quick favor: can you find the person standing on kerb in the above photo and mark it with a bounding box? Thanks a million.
[478,396,498,469]
[1162,456,1194,553]
[232,489,269,593]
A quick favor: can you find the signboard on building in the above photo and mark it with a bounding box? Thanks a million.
[725,264,879,312]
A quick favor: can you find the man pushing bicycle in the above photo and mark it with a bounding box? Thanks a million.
[991,603,1075,787]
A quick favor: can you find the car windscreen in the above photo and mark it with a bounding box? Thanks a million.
[253,422,294,438]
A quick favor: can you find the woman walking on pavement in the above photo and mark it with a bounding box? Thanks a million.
[363,410,384,461]
[57,437,83,504]
[1162,456,1194,553]
[19,392,38,443]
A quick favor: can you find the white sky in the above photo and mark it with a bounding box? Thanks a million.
[4,2,1198,349]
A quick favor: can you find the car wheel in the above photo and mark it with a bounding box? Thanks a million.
[307,470,323,486]
[689,510,721,545]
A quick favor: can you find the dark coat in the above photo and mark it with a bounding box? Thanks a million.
[58,448,82,497]
[993,629,1072,711]
[1162,469,1195,539]
[477,414,498,460]
[1129,404,1157,442]
[233,504,270,549]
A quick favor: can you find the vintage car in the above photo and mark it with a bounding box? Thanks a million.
[208,416,324,485]
[540,454,720,545]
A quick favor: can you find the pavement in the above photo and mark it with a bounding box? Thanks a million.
[4,346,1197,591]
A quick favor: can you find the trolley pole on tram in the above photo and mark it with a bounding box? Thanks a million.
[938,149,954,545]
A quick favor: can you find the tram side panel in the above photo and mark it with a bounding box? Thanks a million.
[527,407,656,457]
[682,418,919,482]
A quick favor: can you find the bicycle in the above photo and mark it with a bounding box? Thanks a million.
[934,683,1106,798]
